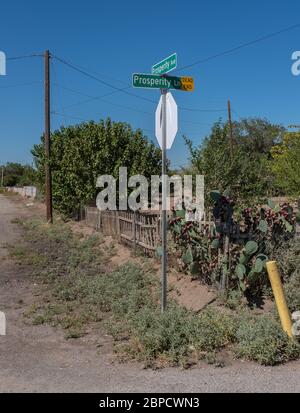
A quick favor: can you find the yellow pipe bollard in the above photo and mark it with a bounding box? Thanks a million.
[266,261,293,338]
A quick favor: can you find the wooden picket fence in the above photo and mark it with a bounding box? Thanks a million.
[85,207,161,255]
[85,203,300,258]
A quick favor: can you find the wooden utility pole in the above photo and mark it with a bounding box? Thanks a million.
[227,99,234,161]
[44,50,53,223]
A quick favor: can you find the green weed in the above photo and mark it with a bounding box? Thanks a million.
[236,314,300,365]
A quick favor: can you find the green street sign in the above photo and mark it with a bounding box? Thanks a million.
[152,53,177,75]
[132,73,194,92]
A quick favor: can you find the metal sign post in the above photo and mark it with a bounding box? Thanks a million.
[161,89,168,313]
[132,53,194,313]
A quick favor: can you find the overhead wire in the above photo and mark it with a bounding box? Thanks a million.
[6,54,43,61]
[52,55,156,104]
[175,22,300,72]
[52,54,227,113]
[52,82,219,125]
[0,81,41,88]
[51,111,206,137]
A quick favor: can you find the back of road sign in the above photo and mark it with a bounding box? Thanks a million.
[155,92,178,150]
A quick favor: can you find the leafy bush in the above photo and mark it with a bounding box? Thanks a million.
[276,238,300,282]
[0,162,37,187]
[236,314,300,365]
[285,272,300,314]
[271,130,300,196]
[127,306,238,365]
[32,118,162,216]
[191,308,238,352]
[184,118,285,203]
[128,304,194,364]
[275,238,300,313]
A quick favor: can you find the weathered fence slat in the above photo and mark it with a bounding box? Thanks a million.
[85,207,160,255]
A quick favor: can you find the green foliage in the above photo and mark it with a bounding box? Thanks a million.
[276,238,300,313]
[233,201,297,293]
[170,192,297,297]
[184,118,285,203]
[236,314,300,365]
[32,118,162,216]
[271,130,300,196]
[245,241,258,255]
[0,162,36,187]
[169,216,218,284]
[191,308,238,353]
[235,241,267,292]
[218,289,244,310]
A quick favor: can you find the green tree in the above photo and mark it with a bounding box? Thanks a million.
[271,130,300,196]
[0,163,36,187]
[32,118,162,216]
[184,118,284,203]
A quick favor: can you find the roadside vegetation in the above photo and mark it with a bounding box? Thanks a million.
[31,117,300,218]
[31,118,162,216]
[184,119,299,201]
[0,162,36,187]
[5,115,300,368]
[10,217,300,368]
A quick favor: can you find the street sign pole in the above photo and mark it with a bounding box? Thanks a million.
[132,53,194,313]
[161,89,167,313]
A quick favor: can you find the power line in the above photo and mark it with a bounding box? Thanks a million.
[232,109,243,121]
[52,54,156,104]
[6,54,43,61]
[54,57,129,86]
[52,111,156,135]
[54,85,149,114]
[178,106,225,113]
[52,82,153,114]
[176,22,300,72]
[52,54,226,113]
[53,83,97,98]
[54,83,132,110]
[51,61,68,125]
[52,111,208,136]
[52,111,89,123]
[180,119,215,126]
[53,82,220,123]
[58,91,225,113]
[0,81,41,89]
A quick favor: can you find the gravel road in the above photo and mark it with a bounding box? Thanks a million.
[0,194,299,393]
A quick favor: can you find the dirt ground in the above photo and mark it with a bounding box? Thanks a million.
[0,193,300,393]
[71,219,217,313]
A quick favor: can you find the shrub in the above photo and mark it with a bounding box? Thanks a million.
[276,238,300,283]
[127,305,238,366]
[236,314,300,365]
[191,308,238,352]
[128,303,193,364]
[285,271,300,313]
[276,238,300,312]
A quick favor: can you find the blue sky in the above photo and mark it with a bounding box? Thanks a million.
[1,0,300,168]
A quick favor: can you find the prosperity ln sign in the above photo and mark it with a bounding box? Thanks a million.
[132,73,194,91]
[152,53,177,75]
